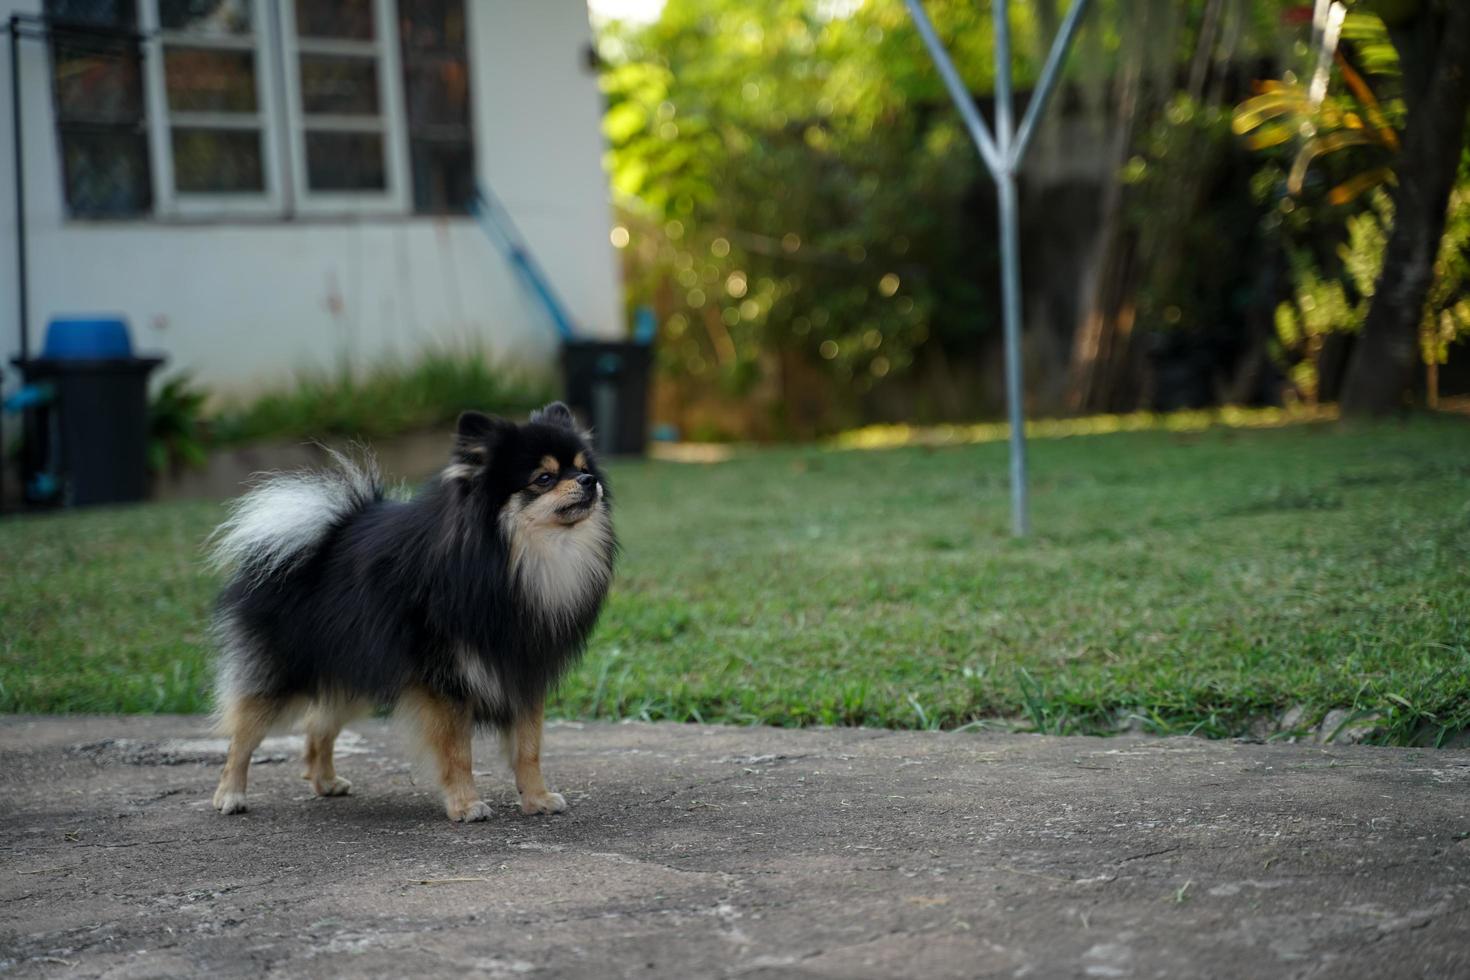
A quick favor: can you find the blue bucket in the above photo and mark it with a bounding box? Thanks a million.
[41,317,133,359]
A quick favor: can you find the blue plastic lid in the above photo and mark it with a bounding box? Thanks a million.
[633,305,657,345]
[42,317,133,359]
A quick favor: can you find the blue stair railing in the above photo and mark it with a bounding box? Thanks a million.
[470,184,580,342]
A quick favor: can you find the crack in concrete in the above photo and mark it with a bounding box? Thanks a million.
[1115,845,1182,864]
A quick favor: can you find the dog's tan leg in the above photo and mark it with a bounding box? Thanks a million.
[407,689,490,822]
[510,701,567,815]
[213,695,277,815]
[301,726,320,779]
[302,703,352,797]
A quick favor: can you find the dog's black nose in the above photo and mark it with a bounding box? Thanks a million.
[576,473,597,489]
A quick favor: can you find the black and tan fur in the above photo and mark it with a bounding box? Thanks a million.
[207,403,615,821]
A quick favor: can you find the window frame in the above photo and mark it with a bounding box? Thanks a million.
[48,0,462,221]
[277,0,412,217]
[44,5,156,219]
[139,0,287,218]
[397,0,477,214]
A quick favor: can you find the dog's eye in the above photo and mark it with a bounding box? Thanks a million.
[533,472,554,488]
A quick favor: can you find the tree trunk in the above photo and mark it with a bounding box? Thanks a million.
[1341,2,1470,415]
[1064,25,1144,412]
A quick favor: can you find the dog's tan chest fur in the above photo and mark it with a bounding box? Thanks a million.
[498,485,613,624]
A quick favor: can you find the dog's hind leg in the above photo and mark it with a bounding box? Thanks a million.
[402,688,491,822]
[212,695,281,815]
[509,699,567,815]
[301,700,354,798]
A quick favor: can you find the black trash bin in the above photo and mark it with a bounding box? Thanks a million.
[560,340,651,456]
[12,317,164,507]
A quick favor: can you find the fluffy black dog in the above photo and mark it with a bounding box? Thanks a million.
[207,402,615,822]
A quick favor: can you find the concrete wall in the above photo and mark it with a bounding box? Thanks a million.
[0,0,623,399]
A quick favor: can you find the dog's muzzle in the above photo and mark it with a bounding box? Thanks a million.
[556,476,601,522]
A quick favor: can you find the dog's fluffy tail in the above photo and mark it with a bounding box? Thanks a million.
[208,447,382,587]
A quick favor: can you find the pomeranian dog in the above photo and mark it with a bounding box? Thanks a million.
[206,402,615,822]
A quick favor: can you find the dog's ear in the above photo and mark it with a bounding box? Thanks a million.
[457,410,503,441]
[445,411,511,484]
[530,401,576,430]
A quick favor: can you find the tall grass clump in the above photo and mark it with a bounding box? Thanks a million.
[211,349,556,446]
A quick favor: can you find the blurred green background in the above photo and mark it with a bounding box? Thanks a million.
[600,0,1470,438]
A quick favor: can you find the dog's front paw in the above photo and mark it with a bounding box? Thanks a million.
[213,788,248,815]
[518,790,567,815]
[311,776,352,797]
[447,799,493,823]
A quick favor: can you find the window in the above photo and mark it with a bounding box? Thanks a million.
[45,0,473,219]
[398,0,474,213]
[281,0,409,212]
[143,0,284,215]
[45,0,153,217]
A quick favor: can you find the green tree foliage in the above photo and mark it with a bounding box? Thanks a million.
[603,1,1019,432]
[1340,0,1470,412]
[1234,11,1407,203]
[1273,181,1470,403]
[1124,95,1263,343]
[1054,0,1298,412]
[1234,8,1470,404]
[603,1,1308,430]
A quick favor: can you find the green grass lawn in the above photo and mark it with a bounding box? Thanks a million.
[3,416,1468,744]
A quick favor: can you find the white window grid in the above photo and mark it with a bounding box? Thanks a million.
[278,0,411,216]
[140,0,286,217]
[133,0,414,219]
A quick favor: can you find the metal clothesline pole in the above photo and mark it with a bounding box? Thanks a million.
[1013,0,1091,162]
[905,0,1092,537]
[905,0,1003,174]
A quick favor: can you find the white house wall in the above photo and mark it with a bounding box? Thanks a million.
[0,0,623,400]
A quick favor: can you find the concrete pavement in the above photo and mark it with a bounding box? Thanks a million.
[2,716,1468,978]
